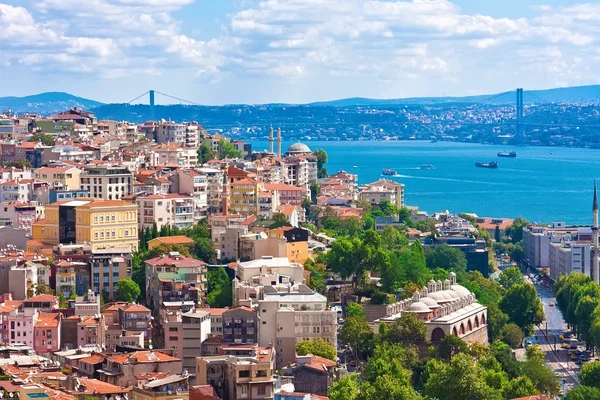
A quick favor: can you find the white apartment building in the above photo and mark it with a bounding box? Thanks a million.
[522,226,553,269]
[80,164,134,200]
[196,167,225,215]
[156,121,186,145]
[136,194,194,230]
[177,169,208,221]
[258,285,337,369]
[549,240,592,281]
[151,144,198,168]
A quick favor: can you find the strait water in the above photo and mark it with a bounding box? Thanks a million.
[251,140,600,225]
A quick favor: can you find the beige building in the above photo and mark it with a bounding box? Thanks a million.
[258,285,337,369]
[131,373,189,400]
[196,346,275,400]
[80,164,134,200]
[359,179,405,208]
[151,143,198,168]
[34,166,81,190]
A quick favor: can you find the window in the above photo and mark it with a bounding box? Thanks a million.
[257,385,266,395]
[238,370,250,378]
[241,385,248,394]
[100,232,104,239]
[94,232,98,240]
[112,214,115,222]
[100,216,104,223]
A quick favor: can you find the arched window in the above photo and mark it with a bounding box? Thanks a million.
[431,328,445,342]
[459,323,465,335]
[474,315,480,327]
[452,327,458,336]
[481,314,486,325]
[468,320,473,331]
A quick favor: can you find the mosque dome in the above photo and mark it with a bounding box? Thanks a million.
[445,290,460,299]
[420,297,439,309]
[286,142,312,155]
[451,285,472,298]
[409,302,431,313]
[429,292,449,302]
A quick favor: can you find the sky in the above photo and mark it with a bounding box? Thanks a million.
[0,0,598,105]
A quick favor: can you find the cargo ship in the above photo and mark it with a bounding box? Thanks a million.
[475,161,498,169]
[382,168,397,176]
[497,151,517,158]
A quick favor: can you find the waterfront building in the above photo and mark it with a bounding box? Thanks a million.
[359,179,404,208]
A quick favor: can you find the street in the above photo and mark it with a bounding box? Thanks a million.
[534,284,581,391]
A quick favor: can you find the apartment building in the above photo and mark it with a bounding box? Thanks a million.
[177,169,209,221]
[549,240,592,281]
[196,167,225,215]
[230,179,262,215]
[32,198,139,251]
[181,309,211,376]
[359,179,405,208]
[131,373,189,400]
[98,351,182,387]
[134,193,194,231]
[222,306,259,345]
[34,166,81,190]
[196,346,275,400]
[258,285,337,369]
[33,312,61,355]
[80,164,134,200]
[90,247,133,297]
[151,143,198,168]
[104,302,152,347]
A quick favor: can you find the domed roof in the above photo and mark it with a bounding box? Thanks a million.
[451,284,471,298]
[409,301,431,313]
[420,297,439,308]
[286,142,312,154]
[429,292,449,302]
[449,272,456,276]
[445,290,460,299]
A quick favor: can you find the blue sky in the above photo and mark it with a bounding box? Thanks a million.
[0,0,597,104]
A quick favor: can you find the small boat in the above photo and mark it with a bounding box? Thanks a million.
[475,161,498,169]
[421,164,435,170]
[497,151,517,158]
[353,165,358,168]
[382,168,397,176]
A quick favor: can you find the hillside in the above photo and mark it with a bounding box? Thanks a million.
[0,92,104,115]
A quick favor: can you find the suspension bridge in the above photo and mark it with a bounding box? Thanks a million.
[121,89,600,141]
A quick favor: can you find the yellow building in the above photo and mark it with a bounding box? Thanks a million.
[229,178,262,215]
[32,198,139,251]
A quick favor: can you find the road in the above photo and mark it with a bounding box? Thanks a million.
[534,283,580,391]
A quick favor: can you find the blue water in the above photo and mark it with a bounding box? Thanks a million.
[251,140,600,225]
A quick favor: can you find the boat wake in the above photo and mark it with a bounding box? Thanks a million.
[391,174,510,185]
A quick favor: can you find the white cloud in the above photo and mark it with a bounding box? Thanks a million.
[2,0,600,102]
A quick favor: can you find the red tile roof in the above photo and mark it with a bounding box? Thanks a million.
[148,236,194,245]
[107,351,180,364]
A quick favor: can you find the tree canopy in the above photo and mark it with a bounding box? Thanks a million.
[28,133,55,146]
[425,244,467,273]
[499,283,544,335]
[295,339,336,361]
[115,279,141,303]
[498,266,524,289]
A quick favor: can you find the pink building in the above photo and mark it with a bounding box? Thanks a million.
[34,312,61,354]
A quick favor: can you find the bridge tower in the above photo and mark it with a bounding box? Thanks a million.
[149,90,156,120]
[516,88,524,144]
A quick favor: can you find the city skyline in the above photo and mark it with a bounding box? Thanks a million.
[1,0,599,105]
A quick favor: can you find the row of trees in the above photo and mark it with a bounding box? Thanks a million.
[555,273,600,351]
[328,304,558,400]
[197,139,243,164]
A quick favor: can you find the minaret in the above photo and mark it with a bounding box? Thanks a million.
[277,127,282,158]
[593,180,599,283]
[269,126,274,154]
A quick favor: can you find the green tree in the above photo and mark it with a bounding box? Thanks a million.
[217,139,243,159]
[69,286,77,300]
[115,279,141,303]
[304,259,326,293]
[295,338,336,361]
[339,316,373,360]
[28,133,55,146]
[379,200,398,217]
[272,212,290,225]
[437,335,468,361]
[328,375,361,400]
[151,222,158,240]
[522,346,559,394]
[425,244,467,274]
[145,243,192,259]
[494,226,501,242]
[206,266,232,307]
[580,361,600,389]
[381,312,428,346]
[346,302,365,319]
[509,242,525,263]
[414,219,437,233]
[132,251,146,302]
[29,281,55,297]
[500,283,545,335]
[506,217,530,243]
[57,291,68,308]
[381,225,408,250]
[498,266,525,289]
[310,182,321,203]
[566,385,600,400]
[502,323,525,348]
[8,158,32,169]
[313,149,328,178]
[197,143,216,163]
[504,376,539,399]
[423,353,502,400]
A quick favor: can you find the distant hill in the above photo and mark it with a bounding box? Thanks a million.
[309,85,600,106]
[0,92,104,115]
